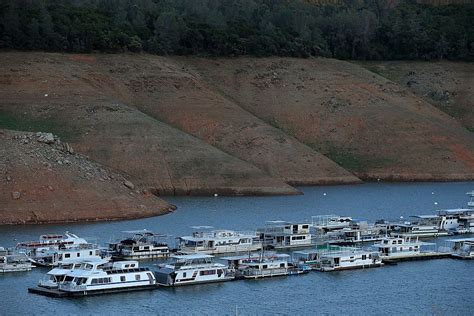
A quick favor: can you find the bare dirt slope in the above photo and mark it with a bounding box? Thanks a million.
[88,54,358,185]
[0,129,176,224]
[188,57,474,181]
[357,61,474,132]
[0,52,299,196]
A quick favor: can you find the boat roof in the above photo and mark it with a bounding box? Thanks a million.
[445,237,474,242]
[121,229,165,236]
[171,254,214,260]
[320,250,376,258]
[82,258,109,265]
[437,208,472,214]
[411,215,439,219]
[221,253,289,260]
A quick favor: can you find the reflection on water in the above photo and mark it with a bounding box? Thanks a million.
[0,182,473,315]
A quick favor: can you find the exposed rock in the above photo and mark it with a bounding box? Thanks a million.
[11,191,21,199]
[36,132,55,144]
[124,180,135,190]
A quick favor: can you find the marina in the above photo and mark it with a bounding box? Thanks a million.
[1,183,473,315]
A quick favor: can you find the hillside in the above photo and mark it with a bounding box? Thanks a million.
[187,57,474,181]
[0,129,176,224]
[0,52,301,197]
[1,52,474,224]
[357,61,474,132]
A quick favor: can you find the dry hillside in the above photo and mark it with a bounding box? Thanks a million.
[357,61,474,132]
[0,52,301,197]
[0,129,176,224]
[187,57,474,181]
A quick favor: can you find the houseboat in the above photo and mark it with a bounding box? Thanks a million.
[311,215,353,233]
[30,244,103,267]
[29,259,157,297]
[445,238,474,259]
[258,221,313,249]
[373,236,438,261]
[328,220,384,245]
[437,209,474,234]
[108,230,170,260]
[38,261,90,288]
[317,248,383,272]
[17,232,88,253]
[390,216,448,238]
[0,247,32,273]
[223,253,308,279]
[293,244,352,270]
[177,228,262,254]
[154,254,234,286]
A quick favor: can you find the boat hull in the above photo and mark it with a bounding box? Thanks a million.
[28,284,158,297]
[318,263,383,272]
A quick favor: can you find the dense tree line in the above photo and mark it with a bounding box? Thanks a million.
[0,0,472,60]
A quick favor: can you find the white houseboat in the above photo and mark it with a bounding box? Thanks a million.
[30,259,157,296]
[437,209,474,234]
[258,221,313,249]
[311,215,353,233]
[0,247,32,273]
[328,220,384,245]
[30,244,103,267]
[177,228,262,254]
[390,216,448,238]
[38,261,90,288]
[17,232,88,253]
[445,238,474,259]
[154,254,234,286]
[223,253,308,279]
[317,248,383,272]
[108,230,170,260]
[373,236,437,260]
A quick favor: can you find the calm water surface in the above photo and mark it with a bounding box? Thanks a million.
[1,182,473,315]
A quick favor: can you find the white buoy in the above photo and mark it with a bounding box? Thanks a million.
[44,93,48,97]
[400,216,404,219]
[431,192,435,195]
[323,193,327,196]
[434,202,438,205]
[214,193,218,197]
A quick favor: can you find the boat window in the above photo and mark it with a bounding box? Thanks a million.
[125,264,130,268]
[409,247,413,251]
[362,255,366,260]
[397,240,402,244]
[262,265,268,269]
[121,276,126,282]
[64,253,70,258]
[89,251,93,255]
[280,263,285,268]
[77,253,80,257]
[135,274,141,281]
[64,276,74,282]
[199,270,216,276]
[91,278,98,284]
[144,246,150,250]
[303,225,309,229]
[183,272,187,278]
[84,263,93,270]
[392,241,397,244]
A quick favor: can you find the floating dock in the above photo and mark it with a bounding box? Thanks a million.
[28,285,159,297]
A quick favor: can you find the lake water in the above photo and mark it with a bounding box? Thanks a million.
[1,182,473,315]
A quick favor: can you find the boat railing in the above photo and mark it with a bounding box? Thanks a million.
[58,282,87,291]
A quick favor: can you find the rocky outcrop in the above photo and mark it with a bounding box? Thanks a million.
[0,129,176,224]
